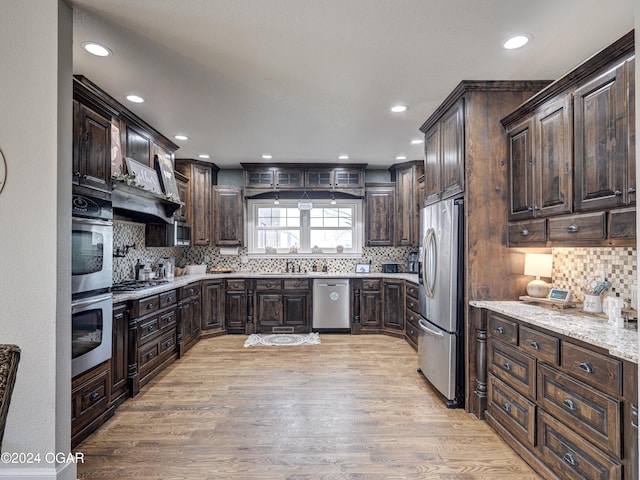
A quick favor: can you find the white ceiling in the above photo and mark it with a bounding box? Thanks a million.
[70,0,635,169]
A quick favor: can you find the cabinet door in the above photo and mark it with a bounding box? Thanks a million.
[191,164,212,246]
[274,168,303,189]
[175,177,188,221]
[124,123,151,166]
[201,281,225,332]
[111,304,128,407]
[383,280,405,330]
[283,294,309,331]
[626,56,636,205]
[246,168,275,188]
[360,290,382,329]
[535,95,572,217]
[574,62,627,211]
[394,167,415,246]
[78,103,112,193]
[226,291,247,332]
[507,117,535,220]
[214,186,244,246]
[333,168,364,189]
[440,98,464,200]
[256,293,283,332]
[365,185,395,246]
[423,125,441,205]
[179,300,194,346]
[305,168,333,189]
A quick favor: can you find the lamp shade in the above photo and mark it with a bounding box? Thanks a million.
[524,253,552,278]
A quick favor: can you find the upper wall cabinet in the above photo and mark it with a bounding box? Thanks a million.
[241,163,366,197]
[502,31,635,247]
[389,161,424,247]
[213,186,244,247]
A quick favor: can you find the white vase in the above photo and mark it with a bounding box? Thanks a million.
[583,294,602,313]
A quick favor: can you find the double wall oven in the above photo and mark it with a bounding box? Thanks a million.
[71,194,113,378]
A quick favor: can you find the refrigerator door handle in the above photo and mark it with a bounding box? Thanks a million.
[423,228,437,298]
[418,318,444,337]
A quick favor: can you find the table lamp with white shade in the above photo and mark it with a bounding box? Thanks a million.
[524,253,553,298]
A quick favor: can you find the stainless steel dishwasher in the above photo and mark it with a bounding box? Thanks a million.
[312,279,350,330]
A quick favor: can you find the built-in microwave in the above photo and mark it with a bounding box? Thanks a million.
[145,220,191,247]
[72,292,113,378]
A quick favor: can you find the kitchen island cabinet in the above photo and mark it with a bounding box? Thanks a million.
[470,302,638,480]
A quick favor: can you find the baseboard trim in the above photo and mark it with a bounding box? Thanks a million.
[0,460,76,479]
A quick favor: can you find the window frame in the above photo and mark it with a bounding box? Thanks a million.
[247,198,363,257]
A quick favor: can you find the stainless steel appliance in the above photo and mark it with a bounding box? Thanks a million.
[418,197,464,408]
[312,279,350,330]
[72,194,113,295]
[407,251,419,273]
[72,291,113,377]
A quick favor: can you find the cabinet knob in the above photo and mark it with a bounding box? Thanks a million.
[563,452,579,467]
[233,283,239,288]
[629,187,636,195]
[166,296,173,302]
[163,340,172,347]
[527,206,534,212]
[614,190,623,196]
[502,402,511,413]
[529,340,539,350]
[566,224,579,233]
[146,352,154,360]
[495,326,505,334]
[73,171,81,177]
[90,391,100,401]
[147,303,155,309]
[563,398,578,411]
[503,362,512,371]
[266,283,272,288]
[520,228,529,236]
[578,361,594,374]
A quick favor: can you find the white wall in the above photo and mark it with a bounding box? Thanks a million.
[0,1,74,479]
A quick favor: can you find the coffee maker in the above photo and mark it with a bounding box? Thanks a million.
[407,251,419,273]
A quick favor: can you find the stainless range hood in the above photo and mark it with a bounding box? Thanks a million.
[111,181,182,224]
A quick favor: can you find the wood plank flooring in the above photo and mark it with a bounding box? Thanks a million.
[76,334,541,479]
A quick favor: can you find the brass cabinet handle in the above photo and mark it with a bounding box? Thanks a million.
[578,361,595,374]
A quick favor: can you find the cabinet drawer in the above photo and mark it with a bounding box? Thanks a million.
[72,361,110,433]
[158,330,177,355]
[256,279,282,290]
[405,295,419,314]
[284,279,310,290]
[519,326,559,365]
[538,364,621,457]
[138,341,159,371]
[134,294,160,315]
[159,290,177,308]
[138,316,160,343]
[405,313,419,346]
[487,313,518,345]
[508,219,547,246]
[488,339,536,399]
[548,212,606,242]
[180,283,199,300]
[561,342,622,396]
[608,207,636,239]
[538,409,621,480]
[226,279,246,291]
[158,308,177,331]
[488,374,536,448]
[406,283,419,301]
[361,279,381,291]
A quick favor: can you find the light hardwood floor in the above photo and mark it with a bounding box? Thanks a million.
[76,334,541,479]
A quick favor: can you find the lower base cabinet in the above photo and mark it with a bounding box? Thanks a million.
[71,360,113,449]
[178,283,201,356]
[476,307,637,480]
[254,279,311,333]
[225,279,247,333]
[201,279,225,336]
[110,303,129,409]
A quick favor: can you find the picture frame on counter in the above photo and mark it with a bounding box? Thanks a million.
[154,154,180,201]
[355,263,370,273]
[125,157,162,194]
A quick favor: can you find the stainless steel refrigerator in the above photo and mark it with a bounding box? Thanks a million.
[418,197,465,408]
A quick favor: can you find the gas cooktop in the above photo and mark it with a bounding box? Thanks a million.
[112,279,170,293]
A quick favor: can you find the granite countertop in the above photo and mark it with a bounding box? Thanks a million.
[113,272,419,303]
[470,300,638,364]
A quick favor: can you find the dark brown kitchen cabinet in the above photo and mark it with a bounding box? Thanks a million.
[178,283,201,355]
[405,282,420,350]
[71,360,113,449]
[201,279,225,336]
[383,280,405,331]
[305,167,364,192]
[358,281,382,331]
[174,171,188,222]
[506,95,572,221]
[244,166,303,190]
[110,303,129,409]
[390,161,424,247]
[420,98,464,205]
[213,186,244,246]
[254,279,311,333]
[175,159,219,247]
[365,183,395,246]
[226,280,247,333]
[72,100,112,194]
[123,122,151,167]
[574,59,634,212]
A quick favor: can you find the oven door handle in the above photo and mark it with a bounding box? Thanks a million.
[72,293,113,309]
[418,318,443,337]
[72,217,113,227]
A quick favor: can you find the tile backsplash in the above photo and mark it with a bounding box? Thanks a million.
[113,220,415,282]
[552,247,637,303]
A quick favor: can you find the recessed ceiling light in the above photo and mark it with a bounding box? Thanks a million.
[503,35,530,50]
[395,155,407,161]
[198,154,210,159]
[411,139,424,145]
[390,104,408,113]
[126,95,144,103]
[82,42,111,57]
[338,155,349,160]
[261,154,273,160]
[174,135,188,141]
